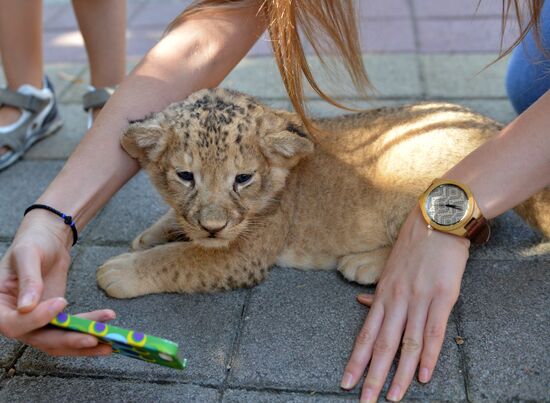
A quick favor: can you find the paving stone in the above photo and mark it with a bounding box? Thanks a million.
[470,210,550,261]
[16,246,246,385]
[417,18,518,53]
[0,246,24,370]
[454,98,517,124]
[412,0,507,17]
[0,375,220,402]
[129,0,192,28]
[305,99,414,118]
[24,104,87,160]
[86,171,168,244]
[359,19,416,53]
[0,161,64,240]
[421,54,508,98]
[458,259,550,401]
[223,389,358,402]
[0,64,85,100]
[358,0,411,18]
[223,55,421,100]
[228,268,465,400]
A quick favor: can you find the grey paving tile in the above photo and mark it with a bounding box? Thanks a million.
[470,211,550,261]
[453,98,517,124]
[0,161,64,240]
[0,245,24,369]
[417,19,518,53]
[0,64,86,100]
[412,0,507,17]
[362,55,422,98]
[0,375,220,402]
[358,0,410,18]
[86,171,168,244]
[223,389,357,402]
[222,57,287,99]
[223,55,422,100]
[24,104,87,160]
[458,259,550,401]
[421,54,508,98]
[359,19,416,52]
[0,336,21,370]
[305,99,415,118]
[129,1,192,28]
[16,246,246,385]
[229,268,465,400]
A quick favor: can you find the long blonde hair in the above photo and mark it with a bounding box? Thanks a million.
[170,0,545,131]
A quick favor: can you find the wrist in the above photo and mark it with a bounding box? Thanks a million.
[20,209,74,250]
[408,205,471,250]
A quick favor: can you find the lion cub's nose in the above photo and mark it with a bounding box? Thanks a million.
[198,206,228,234]
[199,218,227,234]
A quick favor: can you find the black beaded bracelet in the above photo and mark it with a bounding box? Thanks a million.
[24,204,78,246]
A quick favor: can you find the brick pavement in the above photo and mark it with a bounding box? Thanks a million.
[0,0,549,402]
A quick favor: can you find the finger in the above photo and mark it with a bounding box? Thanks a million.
[24,328,101,351]
[45,344,113,357]
[361,305,407,403]
[23,310,117,351]
[12,247,43,311]
[357,294,374,306]
[386,302,429,402]
[75,309,117,322]
[0,297,66,338]
[340,303,384,390]
[418,298,453,383]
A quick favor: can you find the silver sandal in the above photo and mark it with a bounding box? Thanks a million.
[82,86,115,129]
[0,76,63,171]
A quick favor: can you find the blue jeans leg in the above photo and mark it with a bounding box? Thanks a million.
[506,1,550,114]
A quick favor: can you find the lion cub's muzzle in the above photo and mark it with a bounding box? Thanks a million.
[198,204,229,238]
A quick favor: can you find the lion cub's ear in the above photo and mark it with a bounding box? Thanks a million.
[260,113,314,167]
[121,118,168,164]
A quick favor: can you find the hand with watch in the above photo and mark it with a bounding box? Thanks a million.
[419,178,491,245]
[341,178,487,402]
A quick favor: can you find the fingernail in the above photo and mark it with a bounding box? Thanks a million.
[419,367,430,383]
[361,388,374,403]
[80,337,98,348]
[48,298,67,314]
[19,292,36,309]
[340,372,354,389]
[387,385,401,401]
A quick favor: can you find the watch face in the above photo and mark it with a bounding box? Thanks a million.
[425,184,469,226]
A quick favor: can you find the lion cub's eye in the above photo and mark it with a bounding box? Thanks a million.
[235,174,253,185]
[177,171,194,183]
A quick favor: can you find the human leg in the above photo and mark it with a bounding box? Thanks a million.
[0,0,63,169]
[72,0,126,122]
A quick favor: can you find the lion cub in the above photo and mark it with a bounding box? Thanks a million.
[97,88,550,298]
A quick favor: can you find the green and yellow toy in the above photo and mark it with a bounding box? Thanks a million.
[50,312,187,369]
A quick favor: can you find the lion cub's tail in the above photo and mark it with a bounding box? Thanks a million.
[513,187,550,239]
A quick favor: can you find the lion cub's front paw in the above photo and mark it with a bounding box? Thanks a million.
[96,253,147,299]
[132,229,164,251]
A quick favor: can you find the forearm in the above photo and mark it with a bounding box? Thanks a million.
[446,90,550,218]
[35,5,265,242]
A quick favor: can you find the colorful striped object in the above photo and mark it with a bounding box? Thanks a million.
[50,312,187,369]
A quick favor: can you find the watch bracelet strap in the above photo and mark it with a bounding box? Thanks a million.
[464,216,491,244]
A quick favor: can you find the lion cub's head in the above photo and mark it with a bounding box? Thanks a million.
[121,88,314,248]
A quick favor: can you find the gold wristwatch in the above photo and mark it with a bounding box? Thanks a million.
[419,179,490,244]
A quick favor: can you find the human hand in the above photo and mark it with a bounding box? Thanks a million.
[0,211,114,356]
[341,207,470,402]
